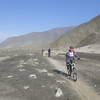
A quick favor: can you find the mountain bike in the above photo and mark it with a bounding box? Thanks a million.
[67,62,77,81]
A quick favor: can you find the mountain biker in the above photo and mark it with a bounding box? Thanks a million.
[48,48,51,57]
[42,48,44,56]
[66,46,80,75]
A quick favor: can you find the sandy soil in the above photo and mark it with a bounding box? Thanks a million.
[76,44,100,54]
[47,57,100,100]
[0,53,80,100]
[0,52,99,100]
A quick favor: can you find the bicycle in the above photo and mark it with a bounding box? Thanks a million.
[67,62,77,81]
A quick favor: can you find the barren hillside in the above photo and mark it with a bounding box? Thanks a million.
[0,27,73,49]
[51,15,100,49]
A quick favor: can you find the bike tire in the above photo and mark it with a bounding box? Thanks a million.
[72,68,77,81]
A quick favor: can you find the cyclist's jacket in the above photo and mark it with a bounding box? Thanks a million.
[66,50,76,62]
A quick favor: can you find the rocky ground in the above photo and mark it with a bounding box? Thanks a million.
[51,53,100,100]
[0,52,80,100]
[0,51,99,100]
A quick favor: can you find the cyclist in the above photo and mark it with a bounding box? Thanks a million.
[42,48,44,56]
[66,46,80,76]
[48,48,51,57]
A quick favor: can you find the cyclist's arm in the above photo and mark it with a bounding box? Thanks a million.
[74,52,80,60]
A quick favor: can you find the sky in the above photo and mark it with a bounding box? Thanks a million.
[0,0,100,42]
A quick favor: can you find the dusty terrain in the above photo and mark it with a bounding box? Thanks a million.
[50,53,100,100]
[76,44,100,54]
[0,51,99,100]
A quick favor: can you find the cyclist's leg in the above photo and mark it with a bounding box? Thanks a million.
[66,58,70,70]
[68,64,72,76]
[69,59,73,76]
[70,63,72,72]
[73,57,75,63]
[67,62,70,70]
[66,58,71,76]
[67,64,71,76]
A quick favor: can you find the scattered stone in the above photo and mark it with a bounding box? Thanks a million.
[34,62,39,65]
[47,73,54,77]
[29,74,37,79]
[23,62,27,64]
[24,86,30,90]
[56,80,66,84]
[55,88,63,98]
[17,64,24,68]
[20,60,27,65]
[35,68,48,73]
[34,59,38,61]
[94,84,97,87]
[41,69,48,73]
[41,85,46,88]
[7,75,14,78]
[18,69,26,72]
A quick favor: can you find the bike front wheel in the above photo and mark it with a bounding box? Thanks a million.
[72,68,77,81]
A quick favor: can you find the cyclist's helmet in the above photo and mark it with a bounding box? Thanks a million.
[69,46,74,49]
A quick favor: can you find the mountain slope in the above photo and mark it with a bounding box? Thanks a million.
[0,27,73,49]
[51,15,100,49]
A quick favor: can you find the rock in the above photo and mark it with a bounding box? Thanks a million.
[24,86,30,90]
[56,80,66,84]
[34,59,38,61]
[55,88,63,97]
[29,74,37,79]
[17,64,24,68]
[35,68,48,73]
[7,75,14,78]
[47,73,54,77]
[18,69,26,72]
[94,84,96,87]
[19,60,27,64]
[34,62,39,65]
[41,85,46,88]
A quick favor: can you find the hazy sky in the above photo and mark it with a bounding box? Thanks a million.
[0,0,100,42]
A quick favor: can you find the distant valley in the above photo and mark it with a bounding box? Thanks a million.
[0,27,73,49]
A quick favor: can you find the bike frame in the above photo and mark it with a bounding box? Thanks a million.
[67,62,77,81]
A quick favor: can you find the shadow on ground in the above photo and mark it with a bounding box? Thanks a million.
[53,69,76,82]
[53,69,68,77]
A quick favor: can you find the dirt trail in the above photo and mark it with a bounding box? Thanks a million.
[47,58,100,100]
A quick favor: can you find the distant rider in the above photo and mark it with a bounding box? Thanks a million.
[48,48,51,57]
[42,48,44,56]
